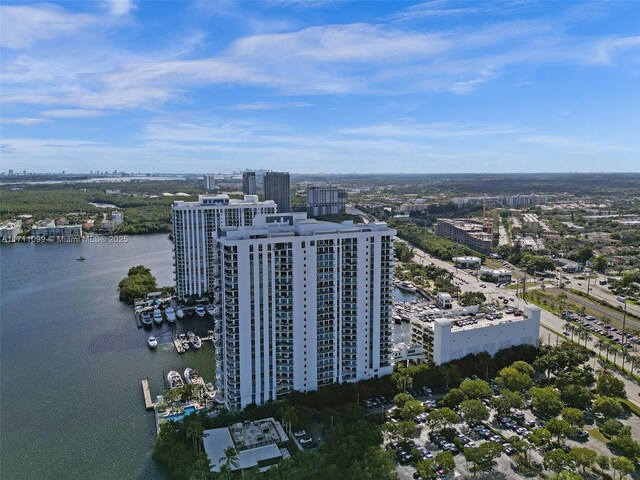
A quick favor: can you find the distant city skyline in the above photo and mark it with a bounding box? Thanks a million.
[1,1,639,173]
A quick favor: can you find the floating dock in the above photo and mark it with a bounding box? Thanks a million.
[141,379,154,410]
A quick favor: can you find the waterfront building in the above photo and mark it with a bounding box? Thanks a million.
[31,220,82,240]
[391,343,425,366]
[306,186,346,217]
[435,218,492,254]
[213,213,395,409]
[452,256,482,269]
[242,171,257,196]
[479,268,512,283]
[410,305,541,365]
[203,418,290,473]
[0,219,22,242]
[203,175,217,190]
[101,211,124,232]
[435,292,453,310]
[264,171,291,213]
[171,195,277,298]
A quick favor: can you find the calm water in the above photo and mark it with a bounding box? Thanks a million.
[0,234,215,480]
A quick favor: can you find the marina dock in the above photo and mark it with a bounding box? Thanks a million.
[141,379,154,410]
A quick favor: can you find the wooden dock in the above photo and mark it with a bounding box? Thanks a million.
[141,379,154,410]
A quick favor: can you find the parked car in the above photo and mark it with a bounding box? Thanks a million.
[294,430,307,438]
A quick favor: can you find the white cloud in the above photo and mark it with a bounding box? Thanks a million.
[226,101,312,111]
[341,121,524,138]
[105,0,135,16]
[0,3,95,49]
[42,109,107,118]
[0,117,47,126]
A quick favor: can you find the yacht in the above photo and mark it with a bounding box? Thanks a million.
[192,335,202,349]
[195,305,206,317]
[175,307,185,319]
[398,281,417,293]
[184,368,205,386]
[76,256,86,261]
[166,370,184,389]
[206,304,216,316]
[153,309,163,325]
[147,336,158,349]
[141,312,153,327]
[179,333,190,351]
[165,307,177,323]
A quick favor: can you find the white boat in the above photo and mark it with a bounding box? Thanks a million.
[176,308,185,319]
[153,309,163,325]
[195,305,206,317]
[165,307,177,323]
[147,336,158,349]
[398,281,417,293]
[206,304,216,316]
[166,370,184,389]
[192,335,202,349]
[141,312,153,327]
[179,333,190,350]
[205,382,216,400]
[184,368,205,386]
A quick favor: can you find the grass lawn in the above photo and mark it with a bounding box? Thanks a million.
[588,427,610,444]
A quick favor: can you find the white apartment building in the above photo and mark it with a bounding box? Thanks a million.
[171,195,277,298]
[411,305,540,365]
[306,186,347,217]
[0,219,22,242]
[213,213,395,410]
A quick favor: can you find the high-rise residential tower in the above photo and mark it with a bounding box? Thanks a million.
[212,213,395,409]
[307,186,347,217]
[242,171,256,196]
[171,195,277,298]
[263,171,291,213]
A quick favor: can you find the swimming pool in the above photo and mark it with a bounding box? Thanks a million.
[164,405,198,422]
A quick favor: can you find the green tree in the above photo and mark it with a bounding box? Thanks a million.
[397,420,417,442]
[427,408,460,430]
[491,389,524,417]
[459,399,489,425]
[595,371,626,398]
[441,388,467,409]
[610,456,635,479]
[510,360,535,377]
[392,369,413,393]
[569,447,598,476]
[592,396,623,420]
[529,387,564,418]
[434,451,455,474]
[400,400,425,421]
[609,434,640,461]
[393,392,414,408]
[544,448,571,473]
[551,472,583,480]
[593,255,608,273]
[600,419,624,438]
[496,366,533,392]
[530,428,552,449]
[459,379,492,399]
[546,418,575,445]
[561,408,585,429]
[559,384,593,410]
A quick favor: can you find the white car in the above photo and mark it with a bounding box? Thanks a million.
[294,430,307,438]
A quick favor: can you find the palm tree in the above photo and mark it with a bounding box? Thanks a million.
[610,345,620,365]
[603,343,612,362]
[620,350,631,371]
[583,332,593,348]
[185,417,204,452]
[220,446,239,471]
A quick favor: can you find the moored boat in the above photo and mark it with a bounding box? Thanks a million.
[141,312,153,327]
[176,307,185,319]
[398,281,417,293]
[153,309,163,325]
[184,368,205,386]
[147,336,158,349]
[192,335,202,349]
[165,307,177,323]
[195,305,206,317]
[76,256,86,261]
[206,304,216,316]
[166,370,184,389]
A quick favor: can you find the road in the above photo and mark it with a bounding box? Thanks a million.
[569,275,640,318]
[398,239,640,407]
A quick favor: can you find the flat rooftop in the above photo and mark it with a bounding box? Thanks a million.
[410,307,533,332]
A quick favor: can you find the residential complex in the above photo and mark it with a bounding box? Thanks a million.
[306,186,347,217]
[242,171,257,196]
[31,220,82,239]
[410,304,541,365]
[435,218,492,254]
[0,219,22,242]
[452,194,549,208]
[521,213,540,232]
[171,194,277,298]
[212,213,395,409]
[203,174,216,190]
[264,171,291,213]
[101,211,124,232]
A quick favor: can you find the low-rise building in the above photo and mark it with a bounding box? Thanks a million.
[203,418,290,473]
[101,211,124,231]
[521,213,540,232]
[0,219,22,242]
[391,343,425,365]
[435,218,492,254]
[452,256,481,269]
[31,220,82,240]
[436,292,453,309]
[410,305,541,365]
[479,268,512,283]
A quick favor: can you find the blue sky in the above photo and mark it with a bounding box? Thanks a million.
[1,0,639,174]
